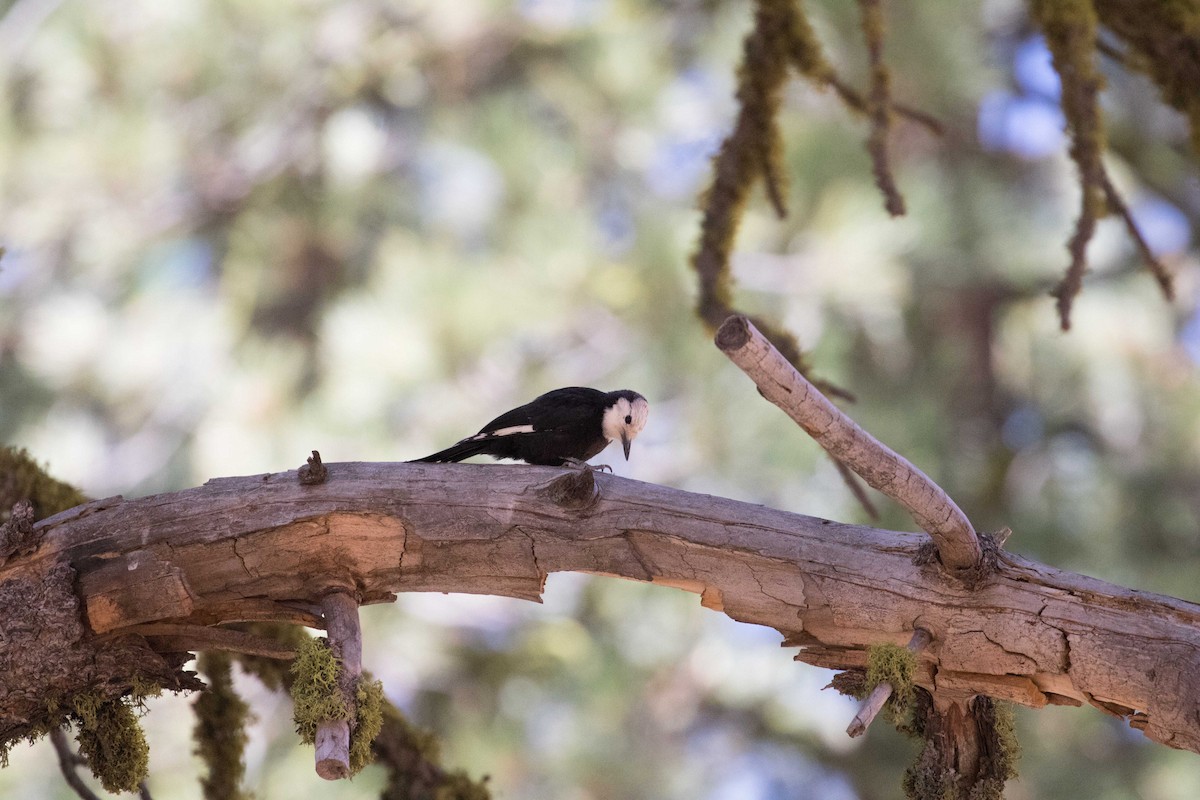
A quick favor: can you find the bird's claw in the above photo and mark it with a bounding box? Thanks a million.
[561,458,611,473]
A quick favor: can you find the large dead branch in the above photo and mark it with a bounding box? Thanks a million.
[3,462,1198,755]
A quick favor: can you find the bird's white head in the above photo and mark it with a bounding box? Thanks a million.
[602,391,649,460]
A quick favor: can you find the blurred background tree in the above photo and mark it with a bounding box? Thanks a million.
[1,0,1198,797]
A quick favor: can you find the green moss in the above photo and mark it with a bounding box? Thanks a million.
[73,695,150,794]
[289,636,347,744]
[129,676,164,705]
[349,675,385,775]
[194,651,252,800]
[865,642,918,720]
[0,446,88,520]
[288,637,387,777]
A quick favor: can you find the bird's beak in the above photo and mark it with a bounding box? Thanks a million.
[621,433,632,460]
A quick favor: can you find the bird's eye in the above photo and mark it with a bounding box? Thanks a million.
[625,415,632,424]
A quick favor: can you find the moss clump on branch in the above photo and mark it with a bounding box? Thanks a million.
[72,692,151,794]
[289,635,385,777]
[967,698,1020,800]
[290,636,348,744]
[350,676,385,775]
[865,642,917,720]
[194,651,252,800]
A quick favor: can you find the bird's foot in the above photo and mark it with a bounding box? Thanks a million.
[561,458,611,473]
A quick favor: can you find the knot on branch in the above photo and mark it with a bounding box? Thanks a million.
[914,529,1005,589]
[298,450,328,485]
[0,500,38,566]
[539,468,599,511]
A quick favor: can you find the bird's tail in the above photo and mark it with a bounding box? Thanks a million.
[410,438,493,463]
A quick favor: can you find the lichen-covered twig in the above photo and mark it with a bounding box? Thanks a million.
[858,0,905,217]
[847,629,931,737]
[716,315,981,569]
[314,591,362,780]
[1030,0,1184,328]
[194,651,250,800]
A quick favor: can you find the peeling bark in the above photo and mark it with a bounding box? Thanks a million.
[3,462,1199,754]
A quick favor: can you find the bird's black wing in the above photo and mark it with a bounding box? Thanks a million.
[413,387,608,464]
[478,387,605,434]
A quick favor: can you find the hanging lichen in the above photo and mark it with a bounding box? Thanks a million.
[859,0,906,216]
[72,693,151,794]
[1031,0,1108,330]
[1030,0,1176,329]
[691,0,926,403]
[693,0,793,334]
[1093,0,1200,156]
[194,651,252,800]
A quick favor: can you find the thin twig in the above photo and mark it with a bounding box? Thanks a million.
[1099,172,1174,299]
[49,727,102,800]
[827,76,944,136]
[715,315,981,569]
[124,623,300,660]
[847,628,932,737]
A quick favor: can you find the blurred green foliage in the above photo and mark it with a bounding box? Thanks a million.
[1,0,1198,798]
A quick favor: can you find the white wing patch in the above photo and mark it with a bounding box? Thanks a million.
[470,424,535,440]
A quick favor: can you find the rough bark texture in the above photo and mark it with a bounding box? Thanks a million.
[3,462,1199,754]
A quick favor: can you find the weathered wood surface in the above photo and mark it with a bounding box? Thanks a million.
[716,314,982,569]
[10,461,1200,754]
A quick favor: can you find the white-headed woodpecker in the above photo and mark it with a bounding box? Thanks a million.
[413,387,649,466]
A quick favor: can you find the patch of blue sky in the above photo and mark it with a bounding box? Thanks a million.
[978,91,1066,159]
[1014,36,1061,100]
[1130,196,1192,256]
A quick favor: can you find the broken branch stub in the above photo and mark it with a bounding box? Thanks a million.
[715,314,982,570]
[847,628,932,737]
[314,591,362,781]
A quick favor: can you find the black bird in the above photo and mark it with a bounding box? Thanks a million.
[413,387,649,466]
